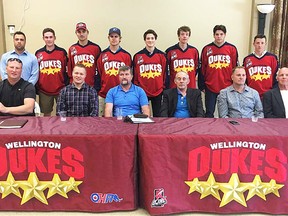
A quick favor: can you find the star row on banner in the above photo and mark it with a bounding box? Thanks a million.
[0,171,82,205]
[185,172,284,207]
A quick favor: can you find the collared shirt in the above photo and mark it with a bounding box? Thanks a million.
[105,84,148,117]
[217,85,264,118]
[174,90,190,118]
[56,83,98,117]
[253,50,267,58]
[280,90,288,118]
[0,50,39,85]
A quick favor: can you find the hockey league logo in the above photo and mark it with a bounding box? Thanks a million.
[37,53,43,62]
[102,54,108,63]
[151,188,167,208]
[71,46,77,56]
[137,56,144,65]
[171,51,177,60]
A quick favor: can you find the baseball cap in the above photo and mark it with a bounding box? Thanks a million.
[76,22,87,31]
[109,27,121,36]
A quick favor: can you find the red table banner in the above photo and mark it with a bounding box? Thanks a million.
[138,118,288,215]
[0,117,138,212]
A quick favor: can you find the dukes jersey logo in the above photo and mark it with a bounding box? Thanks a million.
[39,60,62,75]
[248,66,272,81]
[74,54,95,68]
[0,140,84,205]
[104,61,125,76]
[139,64,162,79]
[173,59,195,73]
[208,55,230,69]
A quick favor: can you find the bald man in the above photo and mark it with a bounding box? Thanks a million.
[160,71,204,117]
[263,67,288,118]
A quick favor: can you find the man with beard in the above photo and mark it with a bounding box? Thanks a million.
[104,65,150,117]
[0,31,38,85]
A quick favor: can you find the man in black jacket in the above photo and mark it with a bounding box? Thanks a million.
[263,67,288,118]
[160,71,204,117]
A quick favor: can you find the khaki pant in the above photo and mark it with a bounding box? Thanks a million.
[98,96,105,117]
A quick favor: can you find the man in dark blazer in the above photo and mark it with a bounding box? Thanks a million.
[263,67,288,118]
[160,71,204,117]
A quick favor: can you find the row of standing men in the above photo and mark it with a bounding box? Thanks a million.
[0,23,279,117]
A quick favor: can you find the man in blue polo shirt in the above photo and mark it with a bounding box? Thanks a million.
[104,65,150,117]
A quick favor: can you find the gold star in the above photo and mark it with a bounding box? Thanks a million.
[214,61,223,69]
[82,62,93,68]
[218,173,248,207]
[174,67,183,72]
[251,72,263,81]
[262,73,271,80]
[0,171,22,198]
[63,177,82,193]
[18,172,48,205]
[181,65,194,72]
[246,175,266,201]
[262,179,284,197]
[199,172,221,200]
[44,174,68,199]
[185,178,203,194]
[106,68,118,76]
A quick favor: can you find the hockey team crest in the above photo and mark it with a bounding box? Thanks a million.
[151,188,167,207]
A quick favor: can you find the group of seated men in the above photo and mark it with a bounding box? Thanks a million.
[0,57,287,118]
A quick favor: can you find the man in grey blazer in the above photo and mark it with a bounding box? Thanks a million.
[160,71,204,117]
[263,67,288,118]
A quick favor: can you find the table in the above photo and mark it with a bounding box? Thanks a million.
[0,116,138,212]
[138,118,288,215]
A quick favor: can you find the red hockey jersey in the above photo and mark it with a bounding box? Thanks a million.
[68,41,101,87]
[35,45,68,95]
[96,47,132,98]
[133,48,167,97]
[243,52,279,97]
[200,42,238,93]
[166,43,199,88]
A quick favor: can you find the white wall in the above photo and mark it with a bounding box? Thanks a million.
[2,0,253,62]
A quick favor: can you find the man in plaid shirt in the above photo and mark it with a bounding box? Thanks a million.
[57,63,98,116]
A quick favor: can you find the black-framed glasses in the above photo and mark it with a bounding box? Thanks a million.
[7,58,22,64]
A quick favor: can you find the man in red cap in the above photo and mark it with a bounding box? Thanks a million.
[67,22,101,88]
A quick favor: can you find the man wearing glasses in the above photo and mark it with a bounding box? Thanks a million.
[0,31,39,85]
[160,71,204,118]
[0,58,36,116]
